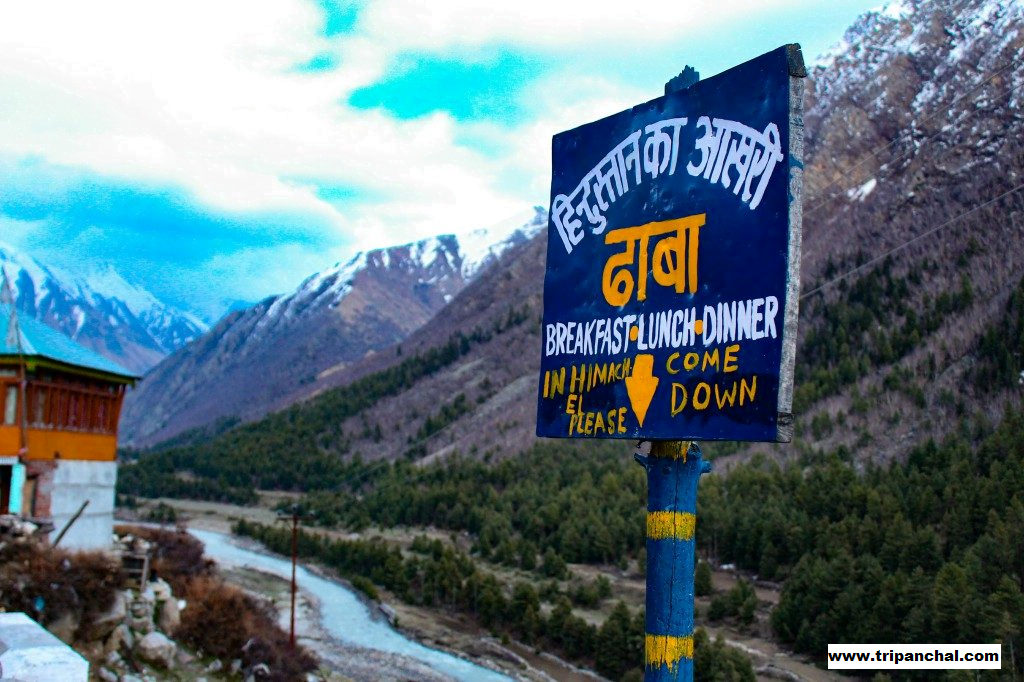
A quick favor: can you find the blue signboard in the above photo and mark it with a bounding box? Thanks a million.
[537,46,803,442]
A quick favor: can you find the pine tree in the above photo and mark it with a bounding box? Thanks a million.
[595,602,632,680]
[695,560,714,596]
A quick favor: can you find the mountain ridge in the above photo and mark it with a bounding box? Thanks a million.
[0,241,208,374]
[124,0,1024,478]
[120,208,547,447]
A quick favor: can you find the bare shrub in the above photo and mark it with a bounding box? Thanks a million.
[0,542,125,642]
[178,576,316,681]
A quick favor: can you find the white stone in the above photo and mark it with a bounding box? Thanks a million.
[157,598,180,635]
[149,579,173,603]
[0,612,89,681]
[103,649,123,668]
[103,624,132,657]
[127,597,154,635]
[136,631,175,669]
[86,591,126,642]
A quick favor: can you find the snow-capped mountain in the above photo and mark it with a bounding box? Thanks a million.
[132,0,1024,465]
[803,0,1024,261]
[120,208,546,446]
[0,242,208,374]
[457,206,547,278]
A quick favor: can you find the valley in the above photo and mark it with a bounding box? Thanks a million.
[3,0,1023,681]
[121,493,843,682]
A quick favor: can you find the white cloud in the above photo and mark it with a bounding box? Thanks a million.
[0,0,549,257]
[355,0,809,55]
[0,0,877,311]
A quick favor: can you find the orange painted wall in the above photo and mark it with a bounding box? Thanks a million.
[0,426,117,462]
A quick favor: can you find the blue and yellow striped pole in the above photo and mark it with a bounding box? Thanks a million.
[636,441,711,681]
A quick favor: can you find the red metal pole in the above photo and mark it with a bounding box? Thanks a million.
[290,511,298,649]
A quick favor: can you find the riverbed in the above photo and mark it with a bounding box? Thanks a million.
[190,529,513,682]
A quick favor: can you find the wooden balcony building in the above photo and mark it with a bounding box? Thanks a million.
[0,303,138,549]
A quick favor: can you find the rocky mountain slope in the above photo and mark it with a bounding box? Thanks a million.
[127,0,1024,473]
[260,0,1024,468]
[0,242,207,374]
[120,208,546,447]
[795,0,1024,458]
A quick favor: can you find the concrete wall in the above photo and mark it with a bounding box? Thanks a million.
[0,612,89,681]
[48,460,116,550]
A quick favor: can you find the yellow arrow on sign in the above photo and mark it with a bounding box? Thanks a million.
[625,354,659,427]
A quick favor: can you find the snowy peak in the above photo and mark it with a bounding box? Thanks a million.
[77,263,163,318]
[457,206,547,278]
[253,210,547,332]
[803,0,1024,210]
[120,208,548,447]
[811,0,1023,122]
[0,242,208,374]
[256,233,466,332]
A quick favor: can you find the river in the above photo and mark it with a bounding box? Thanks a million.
[190,529,513,682]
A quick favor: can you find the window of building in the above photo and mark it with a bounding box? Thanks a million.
[3,386,16,426]
[66,393,78,429]
[31,388,47,427]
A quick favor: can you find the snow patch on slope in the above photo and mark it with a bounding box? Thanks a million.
[251,208,548,334]
[848,178,878,201]
[457,207,547,278]
[81,264,163,318]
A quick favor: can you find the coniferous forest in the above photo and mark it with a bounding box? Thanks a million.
[114,271,1024,680]
[241,406,1024,680]
[7,0,1024,680]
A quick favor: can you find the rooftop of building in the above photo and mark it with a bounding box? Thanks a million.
[0,304,139,382]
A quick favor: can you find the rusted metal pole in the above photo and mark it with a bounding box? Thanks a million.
[290,509,298,649]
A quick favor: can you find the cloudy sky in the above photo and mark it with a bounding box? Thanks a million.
[0,0,880,321]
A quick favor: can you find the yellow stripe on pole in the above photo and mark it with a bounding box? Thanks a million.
[645,634,694,669]
[646,511,696,540]
[650,440,693,460]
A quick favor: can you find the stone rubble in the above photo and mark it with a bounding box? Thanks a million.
[0,514,44,543]
[136,631,176,669]
[0,524,340,681]
[86,561,304,682]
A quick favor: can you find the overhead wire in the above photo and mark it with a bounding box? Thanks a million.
[802,57,1022,217]
[339,182,1024,503]
[800,181,1024,300]
[804,80,1024,219]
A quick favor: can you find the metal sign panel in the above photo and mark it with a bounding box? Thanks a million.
[537,46,804,442]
